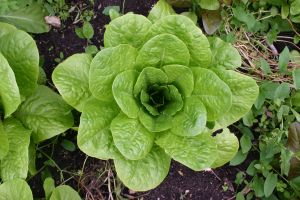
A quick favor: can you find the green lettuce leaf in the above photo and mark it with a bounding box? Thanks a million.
[138,109,172,132]
[89,44,138,101]
[0,22,16,37]
[192,67,232,121]
[148,0,175,22]
[0,179,33,200]
[104,13,152,49]
[15,86,73,143]
[0,120,9,160]
[0,52,20,117]
[49,185,81,200]
[52,53,92,112]
[111,113,155,160]
[114,145,171,191]
[78,98,120,160]
[1,118,31,181]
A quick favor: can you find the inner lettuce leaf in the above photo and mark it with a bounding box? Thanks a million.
[52,3,258,191]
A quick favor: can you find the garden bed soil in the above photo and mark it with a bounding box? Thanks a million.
[30,0,254,199]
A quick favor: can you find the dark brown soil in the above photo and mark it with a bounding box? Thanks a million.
[30,0,252,199]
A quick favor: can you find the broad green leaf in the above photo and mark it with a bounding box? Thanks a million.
[274,82,290,100]
[84,45,98,55]
[211,129,239,168]
[0,22,17,37]
[0,3,49,33]
[89,45,138,101]
[264,172,278,197]
[149,15,211,67]
[52,53,92,112]
[209,37,242,69]
[136,34,190,70]
[259,81,280,100]
[171,96,207,137]
[43,177,55,200]
[148,0,175,22]
[82,21,94,39]
[156,132,218,170]
[111,113,154,160]
[253,176,264,197]
[114,145,171,191]
[112,70,140,118]
[162,65,194,97]
[78,98,120,160]
[104,13,152,49]
[198,0,220,10]
[0,179,33,200]
[138,109,172,132]
[202,10,222,35]
[290,0,300,16]
[214,70,258,129]
[133,67,168,96]
[49,185,81,200]
[230,150,248,166]
[0,120,8,160]
[278,47,290,73]
[293,68,300,89]
[1,118,31,181]
[15,86,73,143]
[0,29,39,97]
[240,131,252,153]
[0,53,20,117]
[192,68,232,121]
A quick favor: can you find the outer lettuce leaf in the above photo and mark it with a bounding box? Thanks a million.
[192,67,232,121]
[0,22,17,37]
[49,185,81,200]
[0,53,20,117]
[0,120,8,160]
[89,44,138,101]
[112,70,140,118]
[211,128,239,168]
[149,15,211,67]
[0,179,33,200]
[136,33,190,70]
[52,53,92,112]
[1,118,31,181]
[148,0,175,22]
[104,14,152,49]
[209,37,242,70]
[0,29,39,98]
[15,86,74,143]
[214,70,259,129]
[78,98,120,160]
[170,96,207,137]
[156,131,217,171]
[114,145,171,191]
[111,113,155,160]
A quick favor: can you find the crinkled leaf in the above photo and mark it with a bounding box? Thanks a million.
[211,128,239,168]
[89,44,138,101]
[161,85,183,116]
[15,85,74,143]
[52,53,92,112]
[49,185,81,200]
[148,0,175,22]
[138,109,172,132]
[171,96,207,137]
[136,34,190,70]
[0,179,33,200]
[0,52,20,117]
[162,65,194,97]
[209,37,242,69]
[214,70,258,129]
[0,29,39,98]
[192,67,232,121]
[78,98,120,160]
[0,22,17,38]
[0,120,8,160]
[202,10,222,35]
[133,67,168,96]
[114,145,171,191]
[0,3,49,33]
[1,118,31,181]
[104,13,152,49]
[156,132,218,170]
[112,70,140,118]
[111,113,154,160]
[149,15,211,67]
[198,0,220,10]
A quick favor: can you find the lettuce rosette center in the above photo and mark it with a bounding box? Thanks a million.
[52,10,259,192]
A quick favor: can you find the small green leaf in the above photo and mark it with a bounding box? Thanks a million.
[274,82,290,100]
[264,172,278,197]
[82,21,94,39]
[61,139,76,152]
[180,12,197,24]
[280,148,293,176]
[198,0,220,10]
[85,45,98,55]
[0,179,33,200]
[278,47,290,73]
[230,149,248,166]
[281,3,289,19]
[293,68,300,89]
[242,110,254,127]
[148,0,175,22]
[43,177,55,200]
[290,0,300,16]
[74,27,84,39]
[252,176,264,197]
[240,132,252,154]
[49,185,81,200]
[102,6,120,16]
[236,192,245,200]
[259,58,271,75]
